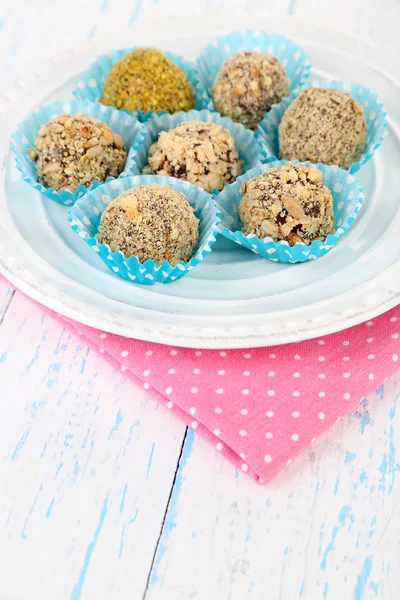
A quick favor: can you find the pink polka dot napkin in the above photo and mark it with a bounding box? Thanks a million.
[3,278,399,484]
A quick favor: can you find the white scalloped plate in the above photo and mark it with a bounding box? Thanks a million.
[0,13,399,348]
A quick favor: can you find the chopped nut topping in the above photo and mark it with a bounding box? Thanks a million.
[27,113,127,191]
[84,137,100,149]
[239,164,335,246]
[142,120,242,193]
[27,148,38,161]
[97,183,199,266]
[86,144,103,159]
[212,51,289,129]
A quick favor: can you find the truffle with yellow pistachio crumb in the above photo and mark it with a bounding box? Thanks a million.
[239,164,335,246]
[27,113,127,191]
[97,184,199,265]
[100,48,196,114]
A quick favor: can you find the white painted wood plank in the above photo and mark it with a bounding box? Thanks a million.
[0,279,14,324]
[0,2,399,598]
[0,292,186,600]
[4,0,399,94]
[146,375,400,600]
[0,0,292,91]
[294,0,400,58]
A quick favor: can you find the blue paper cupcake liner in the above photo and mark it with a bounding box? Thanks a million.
[217,160,364,263]
[73,48,210,122]
[68,174,220,284]
[195,31,311,117]
[11,99,146,206]
[257,79,388,173]
[131,109,269,191]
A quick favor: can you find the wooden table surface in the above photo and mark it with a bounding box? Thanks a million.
[1,1,400,599]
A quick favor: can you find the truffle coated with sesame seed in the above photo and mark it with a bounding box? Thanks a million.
[97,183,199,265]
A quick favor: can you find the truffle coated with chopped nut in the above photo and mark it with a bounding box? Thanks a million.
[279,88,367,169]
[212,51,289,129]
[97,184,199,265]
[142,120,241,193]
[28,113,127,191]
[100,48,195,114]
[239,164,335,246]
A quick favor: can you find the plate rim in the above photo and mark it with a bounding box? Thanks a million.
[0,12,399,349]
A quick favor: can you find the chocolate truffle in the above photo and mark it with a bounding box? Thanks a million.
[28,113,127,191]
[142,120,242,193]
[239,164,335,246]
[212,51,289,129]
[97,184,199,265]
[279,88,367,169]
[100,48,195,114]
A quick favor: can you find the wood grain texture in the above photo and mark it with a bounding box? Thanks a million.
[0,0,399,91]
[0,0,291,91]
[0,1,400,599]
[1,290,399,599]
[294,0,400,59]
[0,293,186,600]
[0,279,15,325]
[146,378,400,600]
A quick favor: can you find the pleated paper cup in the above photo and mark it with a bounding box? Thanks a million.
[73,48,210,121]
[196,30,311,118]
[130,109,270,191]
[257,80,388,173]
[68,174,220,284]
[11,99,145,206]
[217,160,364,263]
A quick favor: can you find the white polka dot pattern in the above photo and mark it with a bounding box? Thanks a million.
[55,305,400,486]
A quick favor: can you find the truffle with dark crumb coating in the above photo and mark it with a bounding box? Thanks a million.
[279,88,367,169]
[239,164,335,246]
[212,51,289,129]
[97,183,199,265]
